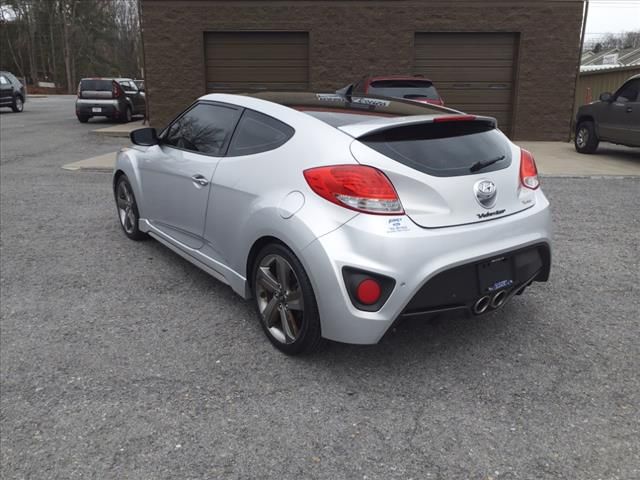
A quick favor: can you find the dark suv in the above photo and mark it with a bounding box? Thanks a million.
[338,76,444,106]
[75,78,145,123]
[575,74,640,153]
[0,71,26,113]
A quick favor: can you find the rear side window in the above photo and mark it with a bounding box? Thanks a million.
[368,80,439,100]
[227,109,294,156]
[80,79,113,91]
[163,103,241,155]
[360,121,511,177]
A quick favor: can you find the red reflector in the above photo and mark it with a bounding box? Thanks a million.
[519,149,540,190]
[356,279,382,305]
[433,115,476,123]
[303,165,403,215]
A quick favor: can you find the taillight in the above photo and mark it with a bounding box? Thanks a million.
[520,149,540,190]
[303,165,403,215]
[77,82,81,98]
[433,115,476,123]
[112,81,124,99]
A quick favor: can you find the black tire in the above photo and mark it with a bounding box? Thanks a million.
[114,175,147,241]
[77,115,90,123]
[251,243,325,355]
[11,95,24,113]
[575,120,599,154]
[121,106,132,123]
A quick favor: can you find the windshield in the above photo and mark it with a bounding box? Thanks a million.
[359,121,510,177]
[80,79,112,91]
[368,80,439,100]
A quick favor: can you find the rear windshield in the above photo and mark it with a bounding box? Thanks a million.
[360,121,511,177]
[80,79,112,91]
[368,80,439,100]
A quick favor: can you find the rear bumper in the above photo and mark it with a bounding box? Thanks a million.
[76,98,123,118]
[400,243,550,318]
[300,190,552,345]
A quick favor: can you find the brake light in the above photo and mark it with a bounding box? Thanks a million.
[303,165,403,215]
[112,81,124,99]
[433,115,476,123]
[520,149,540,190]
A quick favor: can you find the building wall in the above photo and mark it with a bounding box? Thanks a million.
[141,0,584,140]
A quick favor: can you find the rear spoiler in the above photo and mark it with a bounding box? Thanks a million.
[338,114,498,139]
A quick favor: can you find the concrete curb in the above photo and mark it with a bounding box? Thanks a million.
[91,120,145,138]
[62,152,116,172]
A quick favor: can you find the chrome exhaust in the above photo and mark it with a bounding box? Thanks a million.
[473,295,491,315]
[490,290,508,309]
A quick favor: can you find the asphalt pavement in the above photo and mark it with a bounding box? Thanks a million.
[1,97,639,479]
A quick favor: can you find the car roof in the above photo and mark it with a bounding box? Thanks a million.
[80,77,133,81]
[367,75,434,83]
[240,91,453,115]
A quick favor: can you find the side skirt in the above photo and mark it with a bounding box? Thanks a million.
[140,219,247,296]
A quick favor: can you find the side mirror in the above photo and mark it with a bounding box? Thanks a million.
[599,92,613,102]
[130,127,159,146]
[336,84,353,95]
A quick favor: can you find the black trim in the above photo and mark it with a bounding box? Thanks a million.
[342,267,396,312]
[400,243,550,318]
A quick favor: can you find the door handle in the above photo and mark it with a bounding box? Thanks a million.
[626,106,633,113]
[191,174,209,187]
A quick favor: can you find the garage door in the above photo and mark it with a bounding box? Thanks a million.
[205,32,309,92]
[414,33,518,135]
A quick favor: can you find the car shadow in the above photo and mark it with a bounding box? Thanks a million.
[596,143,640,161]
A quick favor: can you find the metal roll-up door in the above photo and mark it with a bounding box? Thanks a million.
[205,32,309,93]
[414,33,518,135]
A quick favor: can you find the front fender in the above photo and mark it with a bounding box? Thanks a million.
[113,147,147,218]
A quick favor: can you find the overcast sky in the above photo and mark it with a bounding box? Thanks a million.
[585,0,640,39]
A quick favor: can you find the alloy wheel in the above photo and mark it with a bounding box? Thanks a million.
[15,97,23,112]
[255,254,304,344]
[116,181,137,234]
[576,127,588,148]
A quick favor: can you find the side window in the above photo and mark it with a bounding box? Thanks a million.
[615,80,639,103]
[0,76,8,85]
[163,103,241,155]
[120,81,136,92]
[227,109,294,156]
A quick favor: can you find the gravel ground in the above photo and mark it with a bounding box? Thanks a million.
[1,97,639,480]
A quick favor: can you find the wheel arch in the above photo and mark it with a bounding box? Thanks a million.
[245,235,290,293]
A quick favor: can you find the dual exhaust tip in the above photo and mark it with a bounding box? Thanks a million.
[473,290,509,315]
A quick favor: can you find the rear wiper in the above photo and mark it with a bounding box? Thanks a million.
[469,155,505,173]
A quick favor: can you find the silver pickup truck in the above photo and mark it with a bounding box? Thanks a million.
[575,74,640,153]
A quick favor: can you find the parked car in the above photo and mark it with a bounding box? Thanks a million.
[114,92,551,354]
[575,74,640,153]
[338,75,444,105]
[75,77,145,123]
[0,71,26,113]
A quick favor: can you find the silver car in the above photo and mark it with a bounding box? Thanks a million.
[114,92,552,354]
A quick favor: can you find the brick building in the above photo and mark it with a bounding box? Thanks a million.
[140,0,586,140]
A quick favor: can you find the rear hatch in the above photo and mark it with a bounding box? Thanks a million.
[79,79,114,99]
[344,116,536,228]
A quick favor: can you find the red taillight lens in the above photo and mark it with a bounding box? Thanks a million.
[520,149,540,190]
[433,114,476,123]
[303,165,404,215]
[356,279,382,305]
[112,81,124,99]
